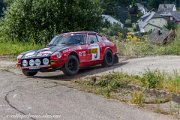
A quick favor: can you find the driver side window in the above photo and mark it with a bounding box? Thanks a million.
[87,34,98,44]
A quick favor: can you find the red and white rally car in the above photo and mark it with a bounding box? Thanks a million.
[17,31,119,76]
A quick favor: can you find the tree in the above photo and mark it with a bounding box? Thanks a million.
[1,0,103,43]
[0,0,5,17]
[165,21,177,30]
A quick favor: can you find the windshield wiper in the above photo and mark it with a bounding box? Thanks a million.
[47,44,56,47]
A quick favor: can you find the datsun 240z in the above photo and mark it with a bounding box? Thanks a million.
[17,31,119,76]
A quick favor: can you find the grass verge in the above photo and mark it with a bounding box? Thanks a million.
[0,41,43,56]
[75,70,180,117]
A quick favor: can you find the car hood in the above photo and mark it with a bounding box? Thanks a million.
[21,45,69,59]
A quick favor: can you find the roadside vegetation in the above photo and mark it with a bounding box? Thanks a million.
[101,25,180,58]
[0,41,42,55]
[75,70,180,117]
[0,0,180,57]
[0,0,103,56]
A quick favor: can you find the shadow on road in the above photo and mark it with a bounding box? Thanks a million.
[34,61,128,81]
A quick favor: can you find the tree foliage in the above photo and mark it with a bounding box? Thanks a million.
[165,21,177,30]
[1,0,103,43]
[0,0,5,17]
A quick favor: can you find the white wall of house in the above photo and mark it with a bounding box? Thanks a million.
[148,18,167,28]
[144,24,160,32]
[144,18,167,32]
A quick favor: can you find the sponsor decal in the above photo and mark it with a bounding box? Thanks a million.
[89,44,100,60]
[25,52,36,58]
[37,51,52,57]
[79,51,86,57]
[63,47,82,53]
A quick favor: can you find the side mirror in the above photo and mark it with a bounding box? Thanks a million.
[90,40,94,44]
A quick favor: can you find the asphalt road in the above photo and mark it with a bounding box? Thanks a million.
[0,56,179,120]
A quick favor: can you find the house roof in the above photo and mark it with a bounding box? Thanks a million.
[171,11,180,21]
[136,3,148,11]
[138,12,156,28]
[149,30,170,44]
[152,13,162,18]
[136,3,144,8]
[102,15,124,27]
[158,4,176,14]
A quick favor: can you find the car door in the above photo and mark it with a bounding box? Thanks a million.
[86,34,102,65]
[72,34,88,64]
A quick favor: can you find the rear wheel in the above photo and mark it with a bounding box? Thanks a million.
[22,70,37,76]
[62,55,79,76]
[102,49,114,67]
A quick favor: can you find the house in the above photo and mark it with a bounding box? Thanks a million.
[157,4,180,24]
[160,11,180,24]
[149,29,176,45]
[136,3,148,15]
[102,15,124,28]
[138,12,168,33]
[157,4,177,15]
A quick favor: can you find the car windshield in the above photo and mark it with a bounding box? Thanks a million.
[48,34,85,46]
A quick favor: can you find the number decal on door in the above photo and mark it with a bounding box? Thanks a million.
[89,44,100,60]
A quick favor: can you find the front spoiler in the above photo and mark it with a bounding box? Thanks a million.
[20,65,63,72]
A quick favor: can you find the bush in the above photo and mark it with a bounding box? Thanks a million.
[165,21,177,30]
[130,91,144,106]
[142,70,165,88]
[0,0,103,44]
[125,19,132,27]
[101,23,128,40]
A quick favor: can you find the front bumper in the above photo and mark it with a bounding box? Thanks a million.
[17,60,65,72]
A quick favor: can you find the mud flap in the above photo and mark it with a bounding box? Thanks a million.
[114,54,119,64]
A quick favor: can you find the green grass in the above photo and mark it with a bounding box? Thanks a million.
[0,41,43,56]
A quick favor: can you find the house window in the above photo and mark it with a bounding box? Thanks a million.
[170,17,173,21]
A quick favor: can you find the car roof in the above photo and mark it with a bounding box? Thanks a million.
[59,31,98,35]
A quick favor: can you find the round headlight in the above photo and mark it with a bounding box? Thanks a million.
[56,53,62,58]
[52,52,62,59]
[29,59,35,66]
[43,58,49,65]
[22,60,28,67]
[35,59,41,66]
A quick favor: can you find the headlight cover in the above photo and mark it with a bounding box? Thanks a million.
[52,52,62,59]
[22,60,28,67]
[29,59,35,66]
[43,58,49,65]
[35,59,41,66]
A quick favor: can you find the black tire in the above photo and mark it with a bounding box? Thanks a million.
[102,49,114,67]
[22,70,37,76]
[62,55,79,76]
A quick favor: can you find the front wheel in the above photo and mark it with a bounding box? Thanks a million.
[102,49,114,67]
[62,55,79,76]
[22,70,38,76]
